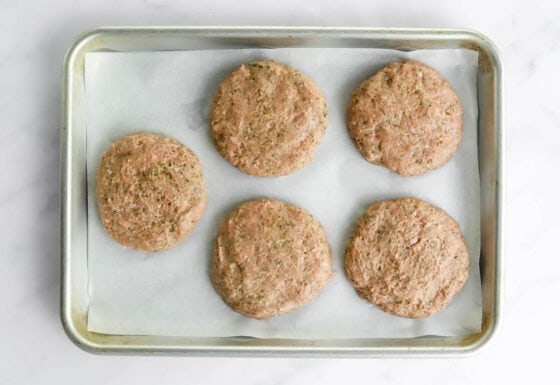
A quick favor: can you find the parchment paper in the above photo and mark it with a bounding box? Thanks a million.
[85,48,481,338]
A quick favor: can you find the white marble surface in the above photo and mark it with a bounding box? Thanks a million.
[1,0,558,383]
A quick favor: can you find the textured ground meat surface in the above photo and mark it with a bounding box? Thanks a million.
[210,60,328,176]
[347,60,462,176]
[211,198,333,319]
[96,132,207,251]
[345,197,469,318]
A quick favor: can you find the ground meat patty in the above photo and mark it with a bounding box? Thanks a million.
[344,198,469,318]
[211,198,333,319]
[347,60,463,176]
[96,132,207,251]
[210,60,328,176]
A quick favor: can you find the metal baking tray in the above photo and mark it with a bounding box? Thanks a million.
[60,27,503,357]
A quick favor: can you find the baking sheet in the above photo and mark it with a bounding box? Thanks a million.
[85,48,481,338]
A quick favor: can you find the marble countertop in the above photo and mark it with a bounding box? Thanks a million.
[1,0,558,383]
